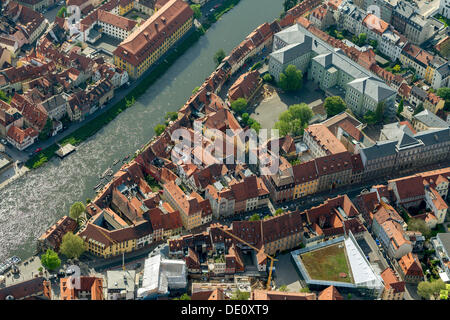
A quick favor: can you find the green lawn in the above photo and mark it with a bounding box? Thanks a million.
[300,243,354,283]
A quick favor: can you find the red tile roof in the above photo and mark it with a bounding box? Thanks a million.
[318,285,343,300]
[381,268,405,294]
[113,0,193,67]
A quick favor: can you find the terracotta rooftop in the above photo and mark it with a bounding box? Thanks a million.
[113,0,193,67]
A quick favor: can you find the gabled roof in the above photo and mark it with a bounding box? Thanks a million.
[318,285,343,300]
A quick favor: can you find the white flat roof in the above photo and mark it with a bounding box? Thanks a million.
[344,234,383,289]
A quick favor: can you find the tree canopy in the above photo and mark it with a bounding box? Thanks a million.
[283,0,298,12]
[231,289,250,300]
[214,49,226,66]
[279,65,303,91]
[437,87,450,100]
[69,202,85,223]
[39,118,53,141]
[165,111,178,121]
[41,249,61,271]
[413,103,424,115]
[60,232,86,259]
[407,218,431,238]
[397,99,404,116]
[190,4,201,19]
[154,124,166,136]
[56,6,67,18]
[274,103,313,136]
[324,96,346,117]
[230,98,248,114]
[417,279,446,300]
[248,214,260,221]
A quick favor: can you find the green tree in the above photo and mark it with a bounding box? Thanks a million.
[369,39,378,48]
[230,98,247,114]
[275,208,284,216]
[324,96,346,117]
[263,74,273,82]
[41,249,61,271]
[417,279,446,300]
[278,284,288,292]
[437,87,450,100]
[39,118,53,141]
[407,218,431,238]
[413,103,424,115]
[179,293,191,300]
[250,121,261,133]
[300,287,310,293]
[192,86,200,95]
[214,49,226,66]
[154,124,166,136]
[397,99,404,116]
[56,6,67,18]
[190,4,201,19]
[393,64,401,73]
[283,0,298,11]
[364,111,377,124]
[231,289,250,300]
[60,232,86,259]
[274,120,291,136]
[273,103,313,137]
[248,214,260,221]
[69,201,85,224]
[241,112,250,124]
[0,90,10,103]
[165,111,178,121]
[358,33,367,46]
[289,103,313,125]
[374,101,385,123]
[279,65,303,91]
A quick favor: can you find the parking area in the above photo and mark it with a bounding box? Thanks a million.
[273,252,304,292]
[251,81,325,130]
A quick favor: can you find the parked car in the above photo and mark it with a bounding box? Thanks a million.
[0,138,6,145]
[34,147,42,154]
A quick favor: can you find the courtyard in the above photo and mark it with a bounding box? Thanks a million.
[123,9,150,22]
[250,80,326,130]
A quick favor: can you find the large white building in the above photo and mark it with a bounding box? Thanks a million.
[269,24,397,119]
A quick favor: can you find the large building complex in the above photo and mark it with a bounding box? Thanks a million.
[113,0,194,79]
[269,24,397,119]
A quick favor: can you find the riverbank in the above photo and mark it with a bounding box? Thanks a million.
[26,0,242,170]
[26,29,202,169]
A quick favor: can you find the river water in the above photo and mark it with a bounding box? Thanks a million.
[0,0,284,261]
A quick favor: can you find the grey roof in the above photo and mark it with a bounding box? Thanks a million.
[415,127,450,146]
[381,122,415,140]
[394,1,416,18]
[107,270,136,292]
[347,77,396,102]
[396,131,421,149]
[414,109,449,129]
[437,233,450,255]
[272,24,396,101]
[361,140,397,161]
[410,86,427,101]
[435,62,450,78]
[41,94,67,113]
[270,39,312,64]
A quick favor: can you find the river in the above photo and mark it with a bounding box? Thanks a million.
[0,0,284,261]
